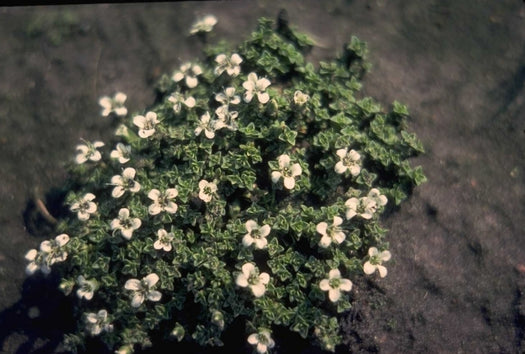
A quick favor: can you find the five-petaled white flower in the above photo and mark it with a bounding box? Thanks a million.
[110,167,141,198]
[198,179,217,203]
[85,309,113,336]
[189,14,217,34]
[172,62,203,88]
[345,197,377,220]
[317,216,346,248]
[319,269,353,302]
[214,54,243,77]
[99,92,127,117]
[168,92,196,114]
[271,154,302,190]
[247,330,275,354]
[133,111,159,138]
[148,188,178,215]
[215,87,241,105]
[124,273,162,308]
[363,247,391,278]
[70,193,97,221]
[236,262,270,297]
[367,188,388,208]
[293,90,310,106]
[243,72,271,104]
[110,143,131,164]
[242,220,271,249]
[76,275,98,300]
[335,148,361,176]
[110,208,141,240]
[194,111,225,139]
[154,229,175,252]
[75,141,104,164]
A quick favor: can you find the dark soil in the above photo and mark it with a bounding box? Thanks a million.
[1,1,524,353]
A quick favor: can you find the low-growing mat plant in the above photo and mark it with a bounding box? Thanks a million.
[24,14,426,354]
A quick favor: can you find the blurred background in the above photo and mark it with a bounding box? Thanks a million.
[0,1,524,353]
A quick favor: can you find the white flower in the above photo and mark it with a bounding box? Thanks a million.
[198,179,217,203]
[110,167,141,198]
[345,197,377,220]
[85,309,113,336]
[75,141,104,164]
[98,92,127,117]
[243,72,271,104]
[124,273,162,308]
[271,154,302,190]
[40,234,70,265]
[242,220,271,249]
[189,14,217,34]
[236,263,270,297]
[110,208,141,240]
[293,90,309,106]
[148,188,178,215]
[168,92,196,114]
[172,62,203,88]
[363,247,391,278]
[76,275,98,300]
[154,229,175,252]
[70,193,97,221]
[194,111,225,139]
[367,188,388,207]
[214,54,243,77]
[25,249,50,275]
[335,148,361,176]
[133,111,159,138]
[110,143,131,164]
[319,269,353,302]
[215,86,241,105]
[215,105,238,130]
[247,330,275,354]
[317,216,346,248]
[26,234,70,275]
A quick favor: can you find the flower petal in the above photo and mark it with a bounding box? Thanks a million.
[316,222,328,235]
[251,283,266,297]
[328,269,341,279]
[381,250,392,262]
[368,247,379,257]
[377,265,388,278]
[236,274,248,287]
[328,289,341,302]
[363,261,376,275]
[334,161,347,174]
[131,293,144,307]
[144,273,159,287]
[242,234,254,247]
[241,262,255,275]
[245,219,258,232]
[124,279,141,291]
[283,176,296,189]
[147,290,162,302]
[291,163,302,177]
[259,272,270,285]
[319,279,330,291]
[339,279,353,292]
[257,92,269,104]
